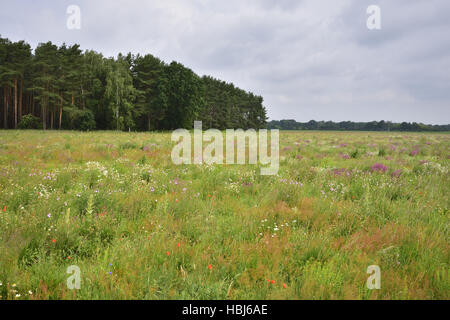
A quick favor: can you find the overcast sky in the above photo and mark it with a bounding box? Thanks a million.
[1,0,449,124]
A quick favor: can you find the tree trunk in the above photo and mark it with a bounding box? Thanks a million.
[80,86,85,109]
[59,95,63,130]
[32,93,35,115]
[3,86,7,129]
[42,88,47,130]
[19,75,23,123]
[14,77,18,128]
[50,111,54,130]
[42,104,46,130]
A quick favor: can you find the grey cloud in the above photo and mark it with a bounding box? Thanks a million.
[0,0,449,124]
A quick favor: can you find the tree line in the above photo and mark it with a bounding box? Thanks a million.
[268,120,450,132]
[0,36,267,131]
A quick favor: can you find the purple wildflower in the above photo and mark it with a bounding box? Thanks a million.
[371,163,388,173]
[391,169,402,178]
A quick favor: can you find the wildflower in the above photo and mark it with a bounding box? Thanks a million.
[208,264,212,270]
[283,283,287,288]
[2,206,6,212]
[410,150,419,156]
[28,291,33,295]
[12,283,16,287]
[166,251,170,256]
[270,280,275,284]
[15,294,21,298]
[52,239,56,243]
[47,213,51,218]
[67,256,71,260]
[391,169,402,178]
[177,242,181,247]
[370,163,388,173]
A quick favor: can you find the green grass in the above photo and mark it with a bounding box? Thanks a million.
[0,130,448,299]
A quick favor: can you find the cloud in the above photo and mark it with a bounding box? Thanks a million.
[1,0,449,124]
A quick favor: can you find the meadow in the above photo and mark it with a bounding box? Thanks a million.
[0,130,448,300]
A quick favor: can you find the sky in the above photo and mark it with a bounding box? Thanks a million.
[1,0,449,124]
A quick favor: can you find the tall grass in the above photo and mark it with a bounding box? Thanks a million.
[0,130,448,299]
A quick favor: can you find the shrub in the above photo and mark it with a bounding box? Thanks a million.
[350,149,359,158]
[18,114,42,129]
[64,107,96,131]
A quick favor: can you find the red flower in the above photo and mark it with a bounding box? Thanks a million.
[283,283,287,288]
[177,242,181,248]
[2,206,6,212]
[208,264,212,270]
[52,239,56,243]
[270,280,275,284]
[166,251,170,256]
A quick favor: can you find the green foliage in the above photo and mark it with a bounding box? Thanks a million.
[64,107,96,131]
[1,37,267,131]
[18,114,42,129]
[268,119,450,132]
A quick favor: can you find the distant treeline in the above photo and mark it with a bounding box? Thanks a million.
[0,36,267,131]
[267,120,450,132]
